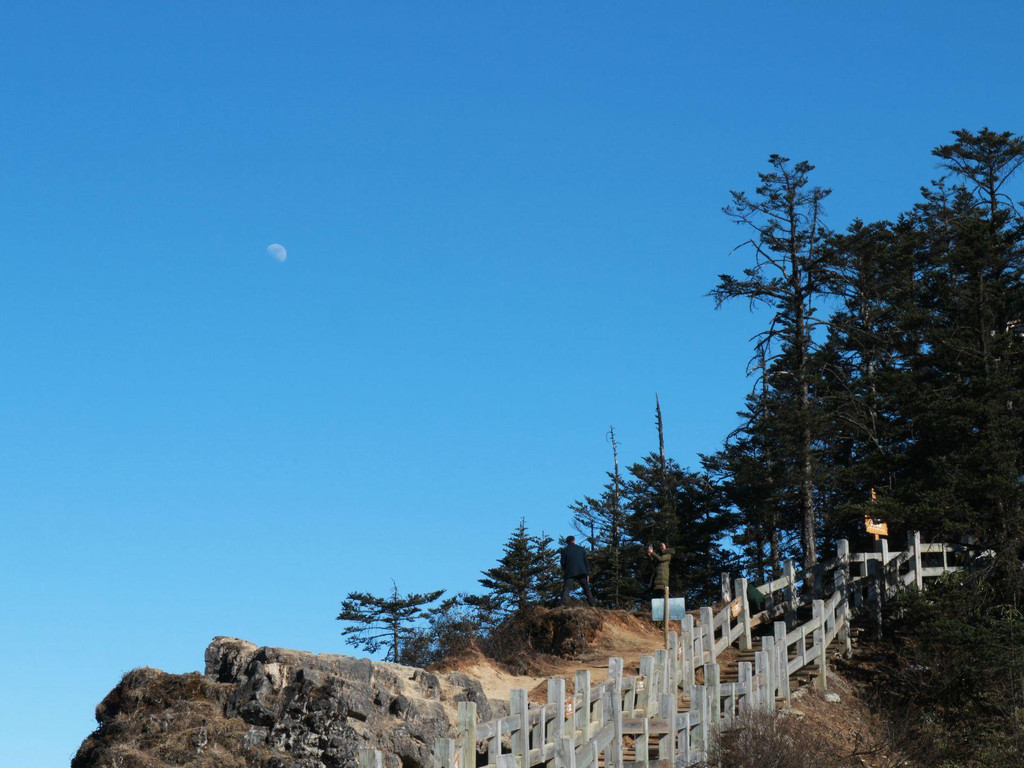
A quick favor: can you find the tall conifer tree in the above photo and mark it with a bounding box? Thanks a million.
[711,155,835,568]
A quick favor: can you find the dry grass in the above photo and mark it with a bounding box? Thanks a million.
[72,668,275,768]
[706,703,907,768]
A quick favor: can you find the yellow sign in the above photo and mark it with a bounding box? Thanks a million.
[865,515,888,537]
[730,599,742,619]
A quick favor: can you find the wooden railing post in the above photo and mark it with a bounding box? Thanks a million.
[457,702,476,768]
[835,539,852,656]
[532,704,546,762]
[654,649,670,696]
[812,599,828,690]
[734,577,752,650]
[488,717,502,766]
[878,536,891,595]
[510,689,529,767]
[700,606,715,663]
[737,661,752,716]
[774,621,791,708]
[667,631,679,690]
[784,559,797,627]
[557,736,576,768]
[910,530,923,589]
[638,655,654,716]
[606,657,624,768]
[658,692,676,764]
[753,651,763,710]
[358,749,383,768]
[548,676,565,756]
[433,737,456,768]
[762,636,776,707]
[681,614,695,689]
[691,684,707,762]
[574,670,590,739]
[678,711,692,765]
[706,662,721,738]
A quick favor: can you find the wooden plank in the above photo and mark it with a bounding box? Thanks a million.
[621,717,673,735]
[589,720,614,751]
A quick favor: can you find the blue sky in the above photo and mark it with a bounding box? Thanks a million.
[2,3,1022,765]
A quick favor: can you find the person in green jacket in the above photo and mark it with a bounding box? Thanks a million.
[647,542,674,639]
[647,542,673,590]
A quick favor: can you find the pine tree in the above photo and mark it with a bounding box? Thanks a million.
[711,155,836,568]
[623,452,737,606]
[702,371,797,582]
[896,130,1024,586]
[814,216,921,539]
[336,583,444,663]
[473,519,560,617]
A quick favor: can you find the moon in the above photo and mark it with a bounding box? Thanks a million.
[267,243,287,262]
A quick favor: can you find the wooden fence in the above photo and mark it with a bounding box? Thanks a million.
[362,533,971,768]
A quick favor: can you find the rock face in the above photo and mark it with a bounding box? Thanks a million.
[73,637,495,768]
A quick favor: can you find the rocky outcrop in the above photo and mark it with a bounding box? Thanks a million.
[73,637,496,768]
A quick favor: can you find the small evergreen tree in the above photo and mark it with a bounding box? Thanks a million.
[336,583,444,663]
[472,519,560,618]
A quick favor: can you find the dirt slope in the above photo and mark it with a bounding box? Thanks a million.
[436,609,667,702]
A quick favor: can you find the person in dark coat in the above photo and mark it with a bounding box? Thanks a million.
[560,536,596,606]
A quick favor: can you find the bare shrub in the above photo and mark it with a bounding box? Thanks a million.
[703,709,852,768]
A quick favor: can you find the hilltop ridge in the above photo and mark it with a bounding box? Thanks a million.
[72,608,895,768]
